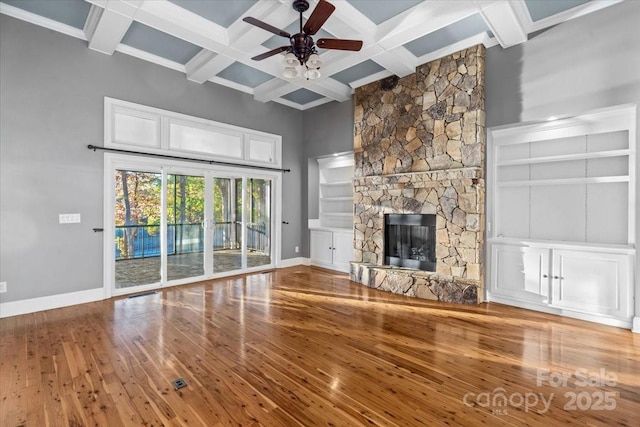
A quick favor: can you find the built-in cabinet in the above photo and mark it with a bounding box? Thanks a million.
[490,244,549,304]
[487,105,636,329]
[309,229,353,272]
[490,242,633,325]
[309,153,354,273]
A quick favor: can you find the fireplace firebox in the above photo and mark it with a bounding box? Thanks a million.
[384,214,436,271]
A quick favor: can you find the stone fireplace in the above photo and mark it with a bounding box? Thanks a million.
[350,45,486,305]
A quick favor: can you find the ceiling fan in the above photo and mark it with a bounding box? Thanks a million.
[243,0,363,78]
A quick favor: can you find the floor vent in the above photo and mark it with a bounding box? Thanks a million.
[172,378,187,390]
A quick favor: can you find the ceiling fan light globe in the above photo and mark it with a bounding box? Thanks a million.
[282,66,299,79]
[283,52,298,66]
[304,68,321,80]
[307,53,322,68]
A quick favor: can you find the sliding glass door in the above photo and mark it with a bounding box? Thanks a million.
[166,173,205,282]
[114,169,162,289]
[109,157,277,295]
[212,177,240,273]
[211,176,272,273]
[245,178,271,269]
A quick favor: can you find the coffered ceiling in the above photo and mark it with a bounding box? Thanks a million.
[0,0,621,110]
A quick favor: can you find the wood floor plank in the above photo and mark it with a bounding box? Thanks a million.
[1,266,639,426]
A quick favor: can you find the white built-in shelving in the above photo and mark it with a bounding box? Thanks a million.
[318,155,354,229]
[309,153,354,273]
[487,105,637,330]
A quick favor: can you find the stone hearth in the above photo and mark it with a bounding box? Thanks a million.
[350,45,486,304]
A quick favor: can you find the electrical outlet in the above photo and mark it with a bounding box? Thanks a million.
[295,246,299,253]
[59,213,81,224]
[0,282,7,293]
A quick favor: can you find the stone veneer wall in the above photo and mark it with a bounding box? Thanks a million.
[350,45,486,304]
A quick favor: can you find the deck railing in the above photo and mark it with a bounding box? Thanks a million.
[115,222,268,260]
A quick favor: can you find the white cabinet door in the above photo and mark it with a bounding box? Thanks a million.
[310,230,333,266]
[332,231,353,272]
[550,250,632,320]
[490,244,550,304]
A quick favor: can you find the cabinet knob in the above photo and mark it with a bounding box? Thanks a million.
[542,274,548,278]
[553,275,563,280]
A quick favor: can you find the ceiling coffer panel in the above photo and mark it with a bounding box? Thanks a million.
[0,0,612,110]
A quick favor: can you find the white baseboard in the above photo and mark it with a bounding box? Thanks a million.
[488,294,633,330]
[633,317,640,333]
[308,260,351,274]
[0,288,104,318]
[277,257,310,268]
[0,261,313,318]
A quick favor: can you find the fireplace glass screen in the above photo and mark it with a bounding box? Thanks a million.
[384,214,436,271]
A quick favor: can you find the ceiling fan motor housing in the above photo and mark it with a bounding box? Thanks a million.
[291,33,315,64]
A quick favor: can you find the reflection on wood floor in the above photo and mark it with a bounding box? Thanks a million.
[1,266,638,426]
[115,250,271,288]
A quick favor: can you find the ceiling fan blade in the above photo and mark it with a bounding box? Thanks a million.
[243,17,291,38]
[303,0,335,35]
[316,38,363,51]
[251,46,289,61]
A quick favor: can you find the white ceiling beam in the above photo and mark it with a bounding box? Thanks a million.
[186,50,236,84]
[252,73,352,104]
[320,0,378,41]
[370,46,417,77]
[253,78,298,103]
[303,78,353,102]
[414,32,497,69]
[319,0,477,80]
[84,1,139,55]
[116,43,185,73]
[127,1,297,85]
[375,1,482,50]
[227,1,295,50]
[479,1,528,48]
[314,50,371,77]
[133,0,229,52]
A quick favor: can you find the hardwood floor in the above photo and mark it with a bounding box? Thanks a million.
[1,266,638,426]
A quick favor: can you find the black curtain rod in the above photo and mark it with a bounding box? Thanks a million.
[87,145,290,173]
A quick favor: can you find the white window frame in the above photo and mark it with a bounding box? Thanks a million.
[104,97,282,168]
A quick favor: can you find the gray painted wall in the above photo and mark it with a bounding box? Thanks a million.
[0,15,303,303]
[485,1,640,319]
[486,1,640,128]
